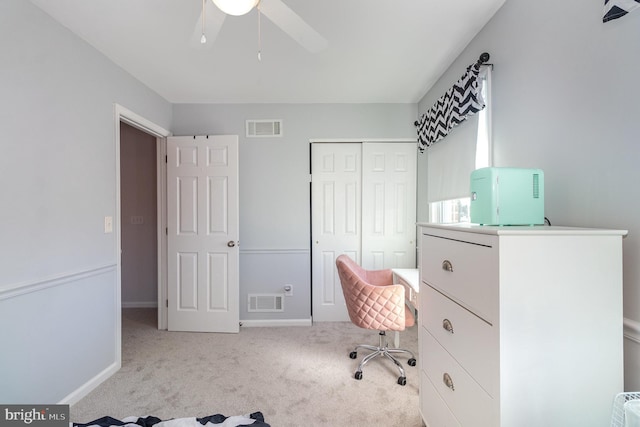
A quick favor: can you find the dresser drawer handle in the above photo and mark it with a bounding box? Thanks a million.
[442,260,453,272]
[443,373,455,391]
[442,318,454,334]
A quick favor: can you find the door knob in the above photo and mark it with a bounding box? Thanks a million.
[227,241,236,247]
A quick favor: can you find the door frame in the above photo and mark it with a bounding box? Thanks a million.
[114,104,171,331]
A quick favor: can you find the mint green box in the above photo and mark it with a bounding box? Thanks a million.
[470,167,544,225]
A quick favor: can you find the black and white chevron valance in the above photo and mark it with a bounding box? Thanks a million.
[416,62,485,152]
[604,0,640,22]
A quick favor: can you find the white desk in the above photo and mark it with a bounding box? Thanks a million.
[391,268,419,347]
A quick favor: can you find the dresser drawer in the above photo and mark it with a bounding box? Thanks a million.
[421,328,497,427]
[420,370,461,427]
[420,232,498,323]
[421,284,498,397]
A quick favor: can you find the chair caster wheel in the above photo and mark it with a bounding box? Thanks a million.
[349,351,357,359]
[397,376,407,386]
[408,358,417,366]
[355,371,363,380]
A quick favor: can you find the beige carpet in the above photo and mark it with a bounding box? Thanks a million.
[71,308,422,427]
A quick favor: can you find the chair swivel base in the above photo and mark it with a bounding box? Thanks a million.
[349,331,416,386]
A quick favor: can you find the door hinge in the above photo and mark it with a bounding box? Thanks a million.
[166,299,168,308]
[166,227,168,235]
[165,155,168,163]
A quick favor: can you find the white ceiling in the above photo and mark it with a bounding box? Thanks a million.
[29,0,505,104]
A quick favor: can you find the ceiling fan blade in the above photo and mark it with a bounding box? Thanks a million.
[191,0,226,47]
[258,0,328,53]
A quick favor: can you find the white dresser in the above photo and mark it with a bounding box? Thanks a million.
[417,223,627,427]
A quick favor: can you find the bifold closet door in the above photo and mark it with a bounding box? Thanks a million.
[311,142,417,322]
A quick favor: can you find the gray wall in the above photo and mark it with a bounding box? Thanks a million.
[0,0,171,403]
[172,104,417,321]
[417,0,640,390]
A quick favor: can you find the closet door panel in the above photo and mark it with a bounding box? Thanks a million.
[311,143,361,321]
[361,142,417,270]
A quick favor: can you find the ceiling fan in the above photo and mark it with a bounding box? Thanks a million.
[194,0,328,54]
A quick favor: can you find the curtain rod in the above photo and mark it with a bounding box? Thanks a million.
[476,52,490,66]
[413,52,491,127]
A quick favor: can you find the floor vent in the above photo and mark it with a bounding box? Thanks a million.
[248,294,284,312]
[246,119,283,137]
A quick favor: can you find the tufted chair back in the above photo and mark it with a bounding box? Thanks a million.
[336,255,415,331]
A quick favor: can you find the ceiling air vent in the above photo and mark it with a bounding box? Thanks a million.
[246,119,283,138]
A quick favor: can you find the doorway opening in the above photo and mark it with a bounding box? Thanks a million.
[114,104,170,335]
[120,122,158,316]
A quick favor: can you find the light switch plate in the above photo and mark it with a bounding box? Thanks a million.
[104,216,113,233]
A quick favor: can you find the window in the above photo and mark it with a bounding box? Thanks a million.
[429,65,491,224]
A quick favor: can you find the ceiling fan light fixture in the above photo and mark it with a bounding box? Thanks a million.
[212,0,259,16]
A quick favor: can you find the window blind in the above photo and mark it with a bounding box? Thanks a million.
[425,66,491,204]
[426,114,479,203]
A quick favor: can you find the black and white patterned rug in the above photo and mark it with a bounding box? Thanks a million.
[73,412,270,427]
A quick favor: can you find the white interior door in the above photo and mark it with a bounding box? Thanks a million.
[361,142,417,270]
[167,135,239,333]
[311,143,361,322]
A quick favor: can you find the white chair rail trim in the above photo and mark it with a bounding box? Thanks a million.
[0,263,117,301]
[239,248,310,255]
[625,317,640,345]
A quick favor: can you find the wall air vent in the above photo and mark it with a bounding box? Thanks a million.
[248,294,284,312]
[246,119,283,137]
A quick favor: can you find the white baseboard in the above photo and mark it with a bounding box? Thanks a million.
[122,301,158,308]
[58,360,120,406]
[240,318,312,327]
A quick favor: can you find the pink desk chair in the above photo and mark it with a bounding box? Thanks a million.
[335,254,417,386]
